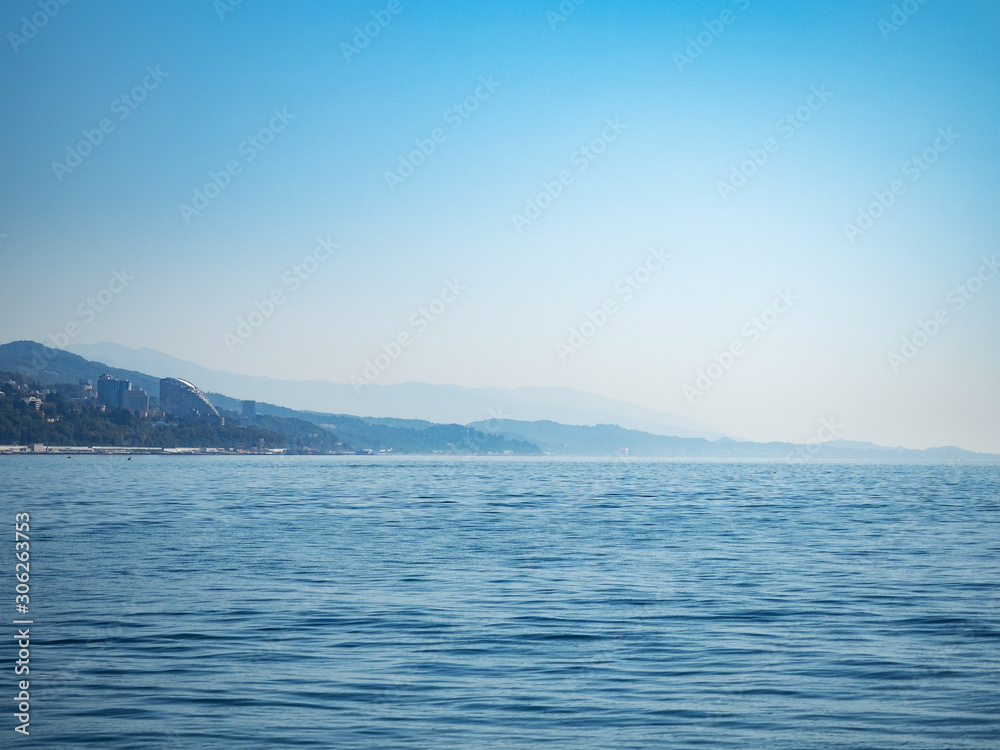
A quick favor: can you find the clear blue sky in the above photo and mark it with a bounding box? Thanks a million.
[1,0,998,452]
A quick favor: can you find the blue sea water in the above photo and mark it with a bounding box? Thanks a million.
[2,456,999,749]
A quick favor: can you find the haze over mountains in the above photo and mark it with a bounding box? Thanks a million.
[1,340,997,462]
[66,341,726,440]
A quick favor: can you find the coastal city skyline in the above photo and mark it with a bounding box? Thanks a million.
[3,337,995,460]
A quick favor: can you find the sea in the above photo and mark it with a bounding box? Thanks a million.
[3,456,999,749]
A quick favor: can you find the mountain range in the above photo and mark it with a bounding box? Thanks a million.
[64,341,726,440]
[2,340,998,461]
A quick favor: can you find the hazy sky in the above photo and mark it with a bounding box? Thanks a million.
[1,0,998,452]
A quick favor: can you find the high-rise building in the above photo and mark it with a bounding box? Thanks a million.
[116,379,131,409]
[97,374,119,407]
[96,375,149,412]
[242,400,256,418]
[125,389,149,412]
[159,378,223,424]
[79,379,95,400]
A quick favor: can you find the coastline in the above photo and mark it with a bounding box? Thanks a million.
[0,445,298,455]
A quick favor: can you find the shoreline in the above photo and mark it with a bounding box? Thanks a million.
[0,445,318,456]
[2,448,999,464]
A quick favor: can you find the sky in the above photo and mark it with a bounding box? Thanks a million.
[1,0,998,453]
